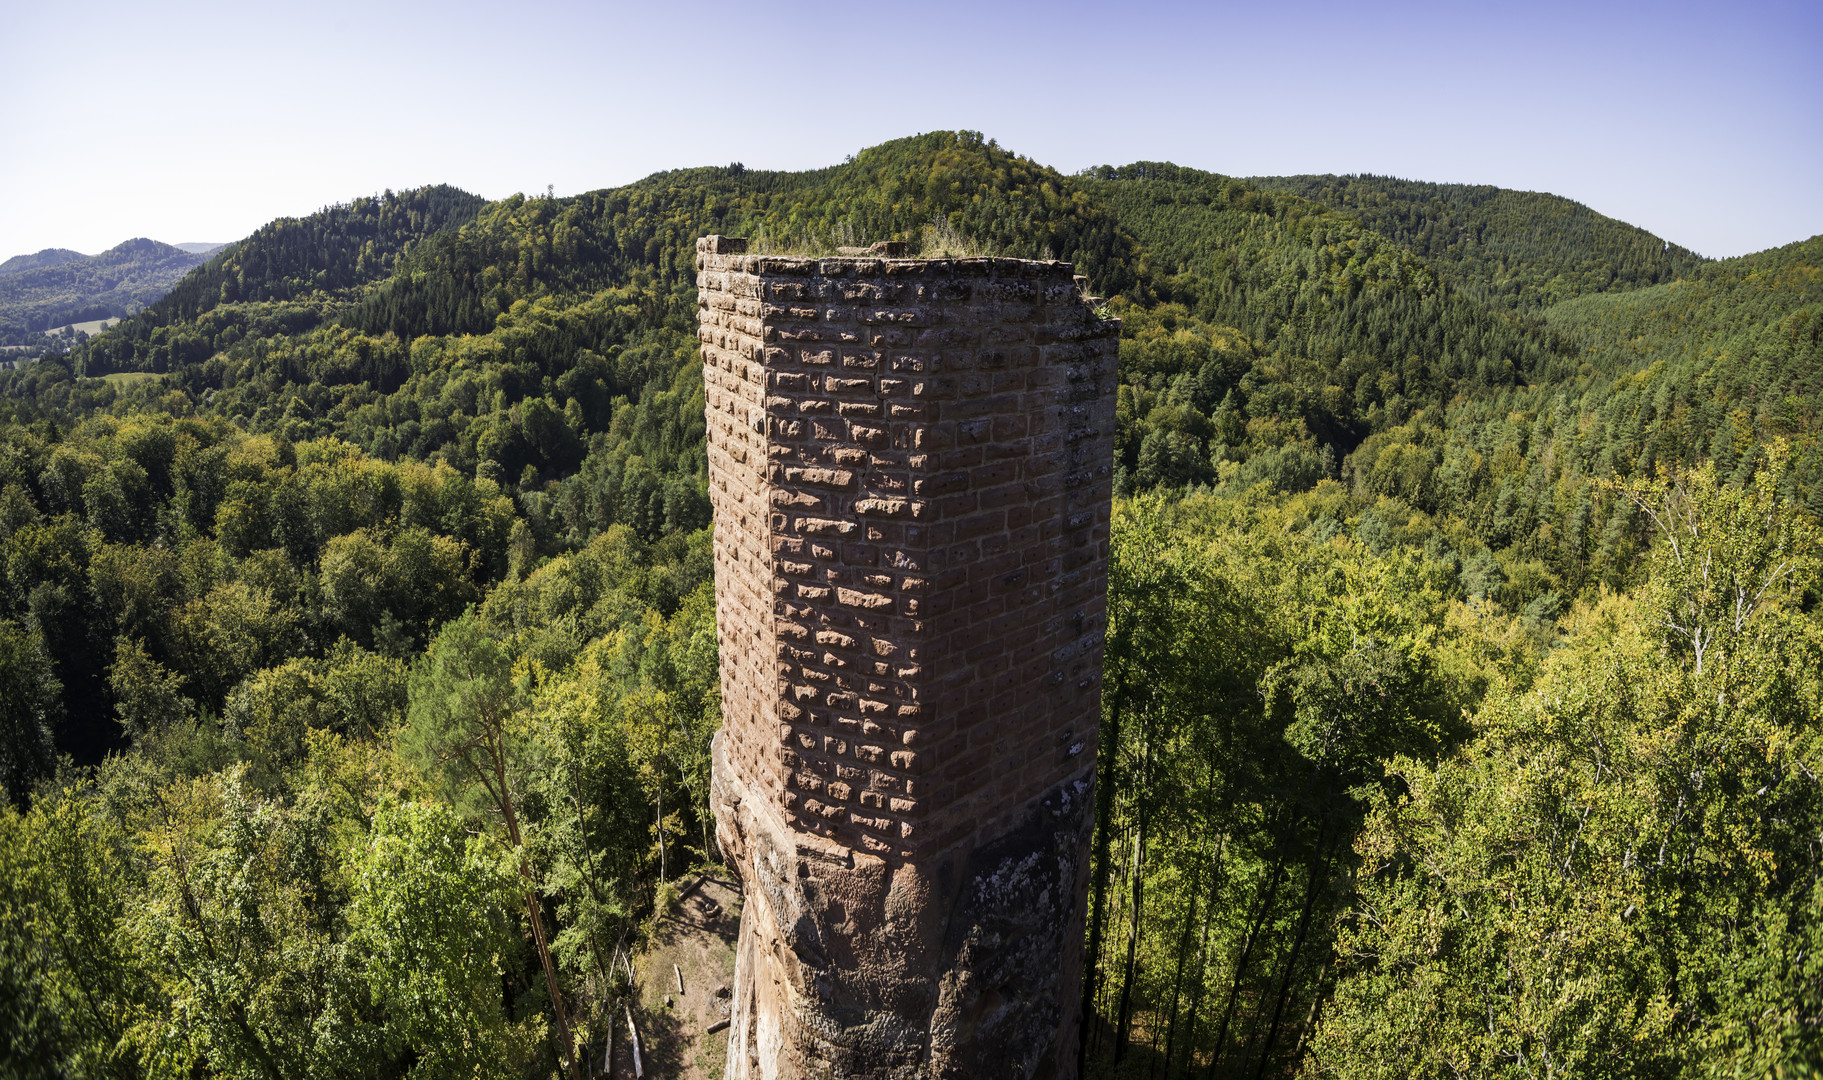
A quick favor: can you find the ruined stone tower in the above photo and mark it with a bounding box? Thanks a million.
[698,235,1118,1080]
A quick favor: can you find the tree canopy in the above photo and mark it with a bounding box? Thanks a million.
[1,131,1819,1078]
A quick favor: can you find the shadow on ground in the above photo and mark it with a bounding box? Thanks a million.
[606,873,743,1078]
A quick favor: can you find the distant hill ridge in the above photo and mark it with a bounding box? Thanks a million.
[1249,172,1708,310]
[22,133,1820,530]
[0,248,88,276]
[0,238,215,344]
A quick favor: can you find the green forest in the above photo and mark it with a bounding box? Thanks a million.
[1,131,1819,1079]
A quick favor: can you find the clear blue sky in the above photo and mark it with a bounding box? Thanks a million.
[2,0,1818,261]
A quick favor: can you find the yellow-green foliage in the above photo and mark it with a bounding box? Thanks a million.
[1,505,719,1078]
[1307,455,1823,1078]
[3,133,1820,1080]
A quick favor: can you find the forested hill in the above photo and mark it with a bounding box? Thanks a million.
[56,137,1585,492]
[3,131,1821,1080]
[0,249,88,276]
[77,184,488,373]
[20,131,1818,579]
[1342,228,1823,597]
[1252,172,1708,311]
[1076,162,1577,476]
[342,136,1136,342]
[0,239,211,344]
[7,129,1814,701]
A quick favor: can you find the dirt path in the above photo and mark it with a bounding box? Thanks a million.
[606,874,742,1079]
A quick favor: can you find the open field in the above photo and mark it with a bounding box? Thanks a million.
[44,316,121,337]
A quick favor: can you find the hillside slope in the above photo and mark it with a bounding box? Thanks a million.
[9,133,1814,585]
[52,137,1574,526]
[1253,173,1707,311]
[0,248,88,276]
[1342,231,1823,594]
[77,184,488,373]
[0,239,209,343]
[1077,162,1575,490]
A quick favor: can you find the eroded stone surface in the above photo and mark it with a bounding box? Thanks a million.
[700,237,1116,1079]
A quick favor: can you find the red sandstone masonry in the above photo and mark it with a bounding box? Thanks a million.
[700,237,1117,864]
[703,234,1116,1079]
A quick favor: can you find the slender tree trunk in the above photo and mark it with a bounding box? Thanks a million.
[1168,752,1227,1079]
[1204,850,1287,1080]
[1113,811,1150,1067]
[1252,812,1334,1080]
[693,757,714,861]
[1141,1007,1163,1079]
[1289,960,1330,1067]
[497,743,584,1080]
[1174,857,1221,1080]
[524,884,584,1080]
[1093,818,1136,1059]
[1080,699,1124,1076]
[1160,863,1203,1079]
[569,780,615,995]
[1115,731,1159,1069]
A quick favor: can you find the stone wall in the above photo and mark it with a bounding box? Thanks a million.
[699,235,1117,1080]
